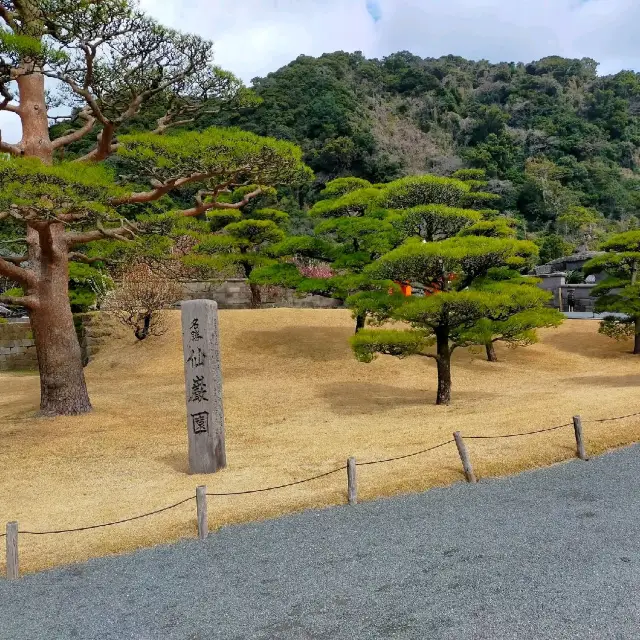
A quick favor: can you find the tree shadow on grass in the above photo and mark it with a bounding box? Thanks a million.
[542,330,632,360]
[319,381,498,415]
[566,374,640,389]
[234,326,354,363]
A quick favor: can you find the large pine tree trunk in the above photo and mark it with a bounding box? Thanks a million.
[8,19,91,415]
[27,226,92,415]
[485,342,498,362]
[355,313,366,333]
[16,69,54,164]
[435,330,452,405]
[634,319,640,355]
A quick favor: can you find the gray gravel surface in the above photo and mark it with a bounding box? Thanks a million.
[1,444,639,639]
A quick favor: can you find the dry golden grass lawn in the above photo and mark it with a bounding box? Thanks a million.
[1,309,639,575]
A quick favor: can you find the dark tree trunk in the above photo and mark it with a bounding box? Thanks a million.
[355,313,366,333]
[249,283,262,309]
[435,329,452,405]
[27,225,92,416]
[635,319,640,355]
[134,314,152,341]
[243,261,261,309]
[486,342,498,362]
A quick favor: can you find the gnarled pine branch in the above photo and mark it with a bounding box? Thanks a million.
[111,171,227,205]
[0,255,35,288]
[68,251,103,264]
[0,294,38,310]
[2,255,28,265]
[180,186,263,218]
[64,219,138,248]
[52,108,97,150]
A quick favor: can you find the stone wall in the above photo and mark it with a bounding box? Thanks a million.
[181,278,341,309]
[181,279,252,308]
[74,312,127,366]
[0,313,125,372]
[0,321,37,371]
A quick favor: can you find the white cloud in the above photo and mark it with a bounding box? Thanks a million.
[376,0,640,75]
[138,0,640,82]
[140,0,378,82]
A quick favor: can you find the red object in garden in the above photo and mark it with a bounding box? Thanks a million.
[391,281,413,296]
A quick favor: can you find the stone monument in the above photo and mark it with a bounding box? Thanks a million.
[181,300,227,474]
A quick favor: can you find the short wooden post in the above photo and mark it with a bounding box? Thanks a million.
[6,521,18,580]
[573,416,589,461]
[347,457,357,506]
[196,486,208,540]
[453,432,477,484]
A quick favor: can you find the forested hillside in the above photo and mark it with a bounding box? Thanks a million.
[210,51,640,238]
[45,50,640,259]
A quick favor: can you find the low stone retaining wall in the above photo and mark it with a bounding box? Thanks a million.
[181,279,252,308]
[74,312,127,366]
[0,313,125,372]
[0,321,37,372]
[181,279,341,309]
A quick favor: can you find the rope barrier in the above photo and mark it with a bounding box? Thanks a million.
[4,409,639,539]
[11,497,195,536]
[356,439,454,466]
[593,410,640,423]
[465,422,573,439]
[205,466,346,496]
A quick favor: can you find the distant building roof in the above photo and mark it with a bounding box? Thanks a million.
[546,250,603,268]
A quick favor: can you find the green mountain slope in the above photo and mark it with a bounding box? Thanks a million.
[210,51,640,230]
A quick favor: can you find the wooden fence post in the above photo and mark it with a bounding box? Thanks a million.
[6,522,18,580]
[453,432,477,484]
[196,486,208,540]
[573,416,589,461]
[347,457,357,506]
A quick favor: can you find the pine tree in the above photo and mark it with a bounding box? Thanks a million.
[351,236,539,404]
[463,275,564,362]
[0,128,310,415]
[584,231,640,354]
[183,206,290,308]
[251,174,490,332]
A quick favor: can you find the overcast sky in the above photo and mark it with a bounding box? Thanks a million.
[139,0,640,83]
[2,0,639,143]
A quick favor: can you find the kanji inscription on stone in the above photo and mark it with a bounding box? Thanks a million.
[181,300,226,474]
[191,411,209,434]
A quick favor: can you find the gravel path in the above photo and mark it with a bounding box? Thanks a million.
[2,445,639,639]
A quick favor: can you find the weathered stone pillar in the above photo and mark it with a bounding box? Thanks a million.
[181,300,227,474]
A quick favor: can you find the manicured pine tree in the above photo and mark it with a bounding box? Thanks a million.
[464,273,564,362]
[0,128,310,415]
[584,230,640,354]
[252,173,488,332]
[351,236,540,405]
[183,204,290,308]
[455,218,564,361]
[251,178,398,331]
